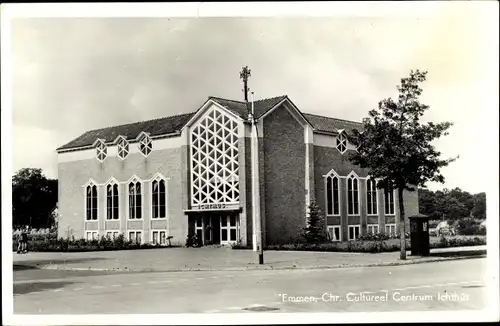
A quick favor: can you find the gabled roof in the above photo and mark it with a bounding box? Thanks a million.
[303,113,363,134]
[57,112,195,151]
[57,95,363,152]
[209,95,287,119]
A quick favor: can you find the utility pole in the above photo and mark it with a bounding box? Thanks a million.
[239,66,263,264]
[251,91,264,265]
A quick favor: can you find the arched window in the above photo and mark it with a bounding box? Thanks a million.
[139,133,152,157]
[96,139,107,162]
[347,173,359,215]
[336,132,347,154]
[325,170,340,216]
[128,181,142,219]
[86,183,98,220]
[152,177,167,219]
[384,182,395,215]
[106,182,119,220]
[366,178,378,215]
[117,137,129,159]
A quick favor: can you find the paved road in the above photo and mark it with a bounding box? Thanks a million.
[13,258,487,314]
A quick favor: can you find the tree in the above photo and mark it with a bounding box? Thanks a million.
[12,168,58,229]
[418,188,440,219]
[419,187,483,221]
[449,187,474,215]
[349,70,457,260]
[472,192,486,219]
[302,200,328,244]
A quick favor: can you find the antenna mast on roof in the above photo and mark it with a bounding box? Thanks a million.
[239,66,251,103]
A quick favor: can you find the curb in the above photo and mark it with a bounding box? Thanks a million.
[33,253,486,273]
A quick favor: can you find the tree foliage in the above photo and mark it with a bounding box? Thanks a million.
[420,187,486,220]
[12,168,58,229]
[302,200,328,244]
[348,70,457,259]
[471,192,486,220]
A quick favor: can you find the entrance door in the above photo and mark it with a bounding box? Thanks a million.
[220,214,239,246]
[194,216,203,244]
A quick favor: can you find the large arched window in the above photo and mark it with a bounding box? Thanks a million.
[384,182,395,215]
[152,176,167,219]
[325,170,340,216]
[128,179,142,220]
[85,182,98,220]
[366,178,378,215]
[347,172,360,215]
[190,107,239,207]
[106,181,119,220]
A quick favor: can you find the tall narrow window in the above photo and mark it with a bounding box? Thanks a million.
[347,174,359,215]
[117,137,129,159]
[366,179,378,215]
[139,133,152,157]
[106,183,119,220]
[152,179,166,219]
[129,181,142,219]
[326,172,340,215]
[96,139,107,162]
[336,132,347,154]
[86,183,98,220]
[384,182,395,215]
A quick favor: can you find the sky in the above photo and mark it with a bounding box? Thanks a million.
[5,2,499,195]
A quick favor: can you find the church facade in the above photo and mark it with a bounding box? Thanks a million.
[56,95,419,246]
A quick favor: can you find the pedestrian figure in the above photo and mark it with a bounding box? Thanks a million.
[20,226,29,253]
[16,228,23,254]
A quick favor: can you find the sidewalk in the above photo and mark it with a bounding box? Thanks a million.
[12,245,486,273]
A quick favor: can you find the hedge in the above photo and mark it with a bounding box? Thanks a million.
[233,235,486,253]
[13,234,178,252]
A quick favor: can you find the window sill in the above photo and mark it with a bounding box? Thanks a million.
[127,219,144,221]
[151,217,168,220]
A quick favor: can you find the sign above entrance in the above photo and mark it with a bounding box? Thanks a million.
[190,203,240,211]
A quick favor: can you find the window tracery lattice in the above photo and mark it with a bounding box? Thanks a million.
[190,108,239,206]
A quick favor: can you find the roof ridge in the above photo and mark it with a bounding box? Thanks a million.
[209,95,287,104]
[86,111,196,134]
[303,112,362,125]
[208,96,246,105]
[254,95,287,103]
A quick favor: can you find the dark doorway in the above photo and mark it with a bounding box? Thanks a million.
[212,215,221,245]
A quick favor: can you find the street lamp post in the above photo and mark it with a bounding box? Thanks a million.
[240,66,263,264]
[250,92,264,264]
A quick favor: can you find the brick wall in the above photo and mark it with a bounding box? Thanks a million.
[57,145,187,245]
[262,107,306,245]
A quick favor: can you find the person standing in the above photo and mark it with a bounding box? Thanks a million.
[20,226,29,253]
[16,228,23,254]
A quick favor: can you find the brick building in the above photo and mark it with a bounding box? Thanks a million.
[56,95,419,246]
